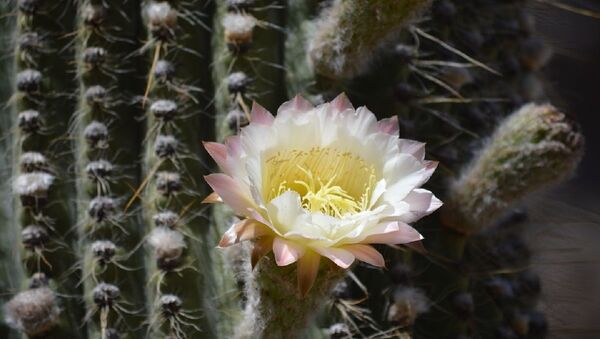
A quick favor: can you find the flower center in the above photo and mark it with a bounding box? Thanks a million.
[263,147,377,218]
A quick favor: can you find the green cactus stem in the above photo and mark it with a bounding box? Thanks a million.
[235,254,345,339]
[0,2,22,338]
[307,0,432,79]
[140,1,219,337]
[73,0,148,337]
[211,0,287,335]
[443,103,584,234]
[10,0,85,337]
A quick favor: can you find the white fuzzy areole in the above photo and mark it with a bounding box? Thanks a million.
[148,227,186,259]
[13,172,54,195]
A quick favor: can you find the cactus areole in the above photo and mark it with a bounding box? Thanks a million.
[205,94,442,295]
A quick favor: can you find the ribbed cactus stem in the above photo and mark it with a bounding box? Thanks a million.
[9,1,84,337]
[308,0,432,79]
[211,0,287,335]
[141,1,218,337]
[0,2,22,338]
[74,0,148,337]
[443,103,584,234]
[235,255,344,339]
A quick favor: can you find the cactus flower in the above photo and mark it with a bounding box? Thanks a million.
[204,94,441,294]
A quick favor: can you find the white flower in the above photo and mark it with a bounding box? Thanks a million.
[204,94,441,294]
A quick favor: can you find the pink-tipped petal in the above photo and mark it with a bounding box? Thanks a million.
[424,160,438,173]
[297,250,321,297]
[278,95,313,116]
[315,247,355,269]
[203,142,230,174]
[251,237,273,269]
[238,220,271,242]
[224,135,242,158]
[251,101,274,125]
[202,191,223,204]
[363,222,423,244]
[291,95,313,111]
[204,174,255,217]
[378,116,399,135]
[344,244,386,268]
[273,237,305,266]
[217,219,246,248]
[398,139,426,160]
[405,189,443,215]
[331,93,354,113]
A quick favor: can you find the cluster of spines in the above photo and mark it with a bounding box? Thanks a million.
[141,1,217,337]
[7,0,84,337]
[74,0,148,337]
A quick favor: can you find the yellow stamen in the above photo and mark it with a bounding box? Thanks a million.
[264,147,378,217]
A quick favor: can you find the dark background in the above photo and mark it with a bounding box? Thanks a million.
[533,0,600,199]
[526,2,600,337]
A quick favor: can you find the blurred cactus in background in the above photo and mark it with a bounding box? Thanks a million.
[0,0,585,338]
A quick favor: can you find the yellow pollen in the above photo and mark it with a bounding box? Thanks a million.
[264,147,377,218]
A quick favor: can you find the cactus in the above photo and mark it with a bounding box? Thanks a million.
[73,0,148,337]
[0,0,586,339]
[8,0,85,337]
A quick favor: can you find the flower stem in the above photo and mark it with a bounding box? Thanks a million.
[236,254,345,339]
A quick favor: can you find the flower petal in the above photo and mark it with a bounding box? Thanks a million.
[400,189,443,223]
[251,237,273,269]
[204,174,255,217]
[362,222,423,244]
[251,101,275,125]
[378,116,399,135]
[217,219,269,247]
[237,219,271,242]
[314,247,355,268]
[273,237,305,266]
[266,190,310,235]
[344,244,385,268]
[203,142,230,174]
[278,95,313,117]
[201,191,222,204]
[297,250,321,297]
[331,92,353,113]
[398,139,426,160]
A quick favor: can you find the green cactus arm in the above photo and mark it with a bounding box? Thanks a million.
[307,0,432,79]
[443,103,583,234]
